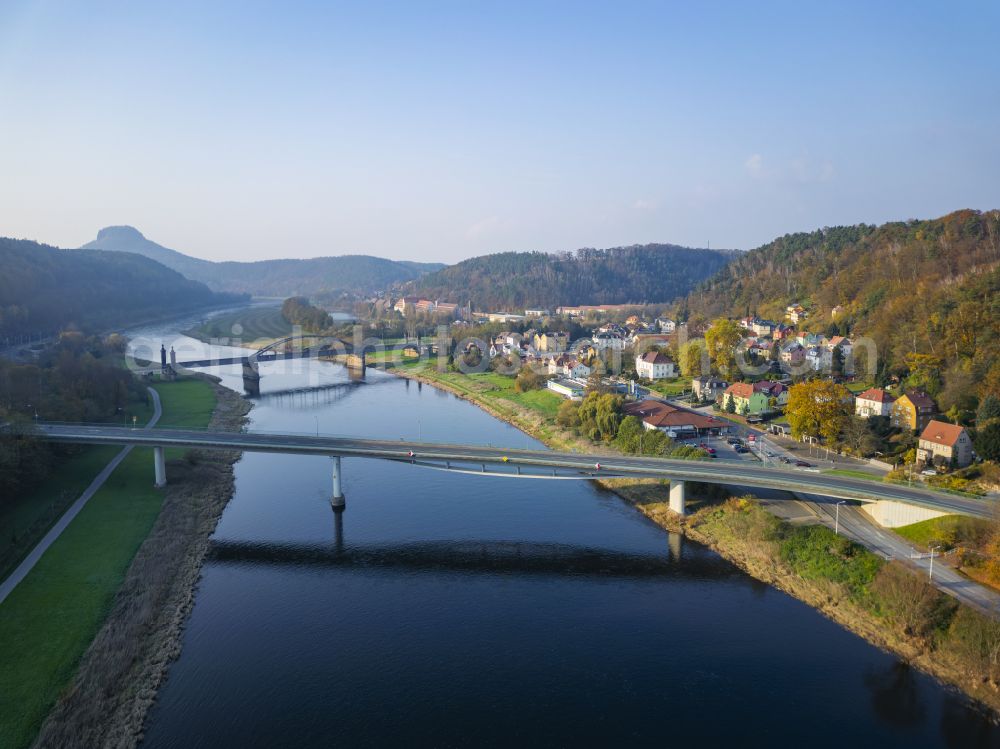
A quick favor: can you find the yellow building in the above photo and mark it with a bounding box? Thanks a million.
[890,391,936,431]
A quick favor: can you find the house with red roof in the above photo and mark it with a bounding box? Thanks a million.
[854,387,895,418]
[917,420,973,468]
[622,400,728,438]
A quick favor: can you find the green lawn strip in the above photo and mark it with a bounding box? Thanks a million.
[0,451,164,749]
[893,515,993,551]
[647,378,688,397]
[0,446,121,581]
[184,305,292,343]
[823,468,882,481]
[0,377,217,749]
[844,381,874,394]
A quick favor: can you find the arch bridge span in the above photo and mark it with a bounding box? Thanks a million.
[176,334,366,394]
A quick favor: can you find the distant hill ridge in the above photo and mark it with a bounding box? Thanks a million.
[80,226,445,297]
[405,243,739,310]
[0,237,241,336]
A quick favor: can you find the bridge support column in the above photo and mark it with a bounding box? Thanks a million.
[669,480,686,516]
[331,456,345,510]
[154,446,166,488]
[242,357,261,396]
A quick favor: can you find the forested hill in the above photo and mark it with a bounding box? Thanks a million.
[0,238,242,337]
[681,209,1000,396]
[81,226,445,296]
[405,244,737,310]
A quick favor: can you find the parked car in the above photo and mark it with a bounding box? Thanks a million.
[920,468,938,476]
[795,460,813,468]
[734,446,750,454]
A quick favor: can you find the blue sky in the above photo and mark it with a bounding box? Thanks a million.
[1,1,998,262]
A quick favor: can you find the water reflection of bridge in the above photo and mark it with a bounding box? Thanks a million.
[205,536,727,580]
[250,380,372,406]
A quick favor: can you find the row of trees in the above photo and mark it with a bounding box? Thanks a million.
[554,392,710,459]
[0,333,150,505]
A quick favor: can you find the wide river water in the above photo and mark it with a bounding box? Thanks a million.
[127,314,998,748]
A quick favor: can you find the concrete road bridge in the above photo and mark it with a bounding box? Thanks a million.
[16,422,997,521]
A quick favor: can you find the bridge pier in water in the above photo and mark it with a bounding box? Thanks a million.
[154,446,166,488]
[669,480,686,516]
[345,352,366,382]
[331,456,346,511]
[242,357,261,396]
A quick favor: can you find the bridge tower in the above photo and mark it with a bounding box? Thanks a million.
[344,351,366,382]
[242,357,261,396]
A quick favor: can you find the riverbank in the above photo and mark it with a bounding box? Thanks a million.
[391,363,1000,719]
[27,375,251,749]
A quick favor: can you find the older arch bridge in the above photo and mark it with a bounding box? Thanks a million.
[176,335,368,395]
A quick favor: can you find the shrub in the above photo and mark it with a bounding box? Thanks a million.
[778,524,883,597]
[870,561,956,639]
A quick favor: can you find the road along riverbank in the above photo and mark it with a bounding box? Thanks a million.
[391,364,1000,719]
[30,375,251,749]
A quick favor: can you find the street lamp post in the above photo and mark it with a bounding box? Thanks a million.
[929,545,941,582]
[835,500,846,536]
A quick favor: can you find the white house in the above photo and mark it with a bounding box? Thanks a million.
[855,387,895,419]
[592,332,625,351]
[635,351,676,380]
[547,355,591,379]
[656,317,677,334]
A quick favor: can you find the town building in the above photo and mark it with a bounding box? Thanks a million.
[635,351,676,380]
[592,331,625,351]
[722,381,787,415]
[891,390,937,431]
[622,399,729,439]
[547,378,587,400]
[855,388,895,418]
[691,375,728,402]
[917,420,974,468]
[533,331,569,353]
[786,304,808,324]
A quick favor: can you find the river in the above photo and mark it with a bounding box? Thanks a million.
[126,315,998,748]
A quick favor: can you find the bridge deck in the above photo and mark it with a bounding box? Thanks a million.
[16,423,995,519]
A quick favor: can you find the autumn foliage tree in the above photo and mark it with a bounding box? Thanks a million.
[785,379,852,443]
[704,318,745,377]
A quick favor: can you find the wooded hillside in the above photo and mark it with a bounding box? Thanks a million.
[680,210,1000,397]
[407,244,737,310]
[0,238,242,337]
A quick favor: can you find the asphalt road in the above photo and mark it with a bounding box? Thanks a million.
[707,433,1000,617]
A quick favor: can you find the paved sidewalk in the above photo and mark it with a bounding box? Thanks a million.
[0,387,162,605]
